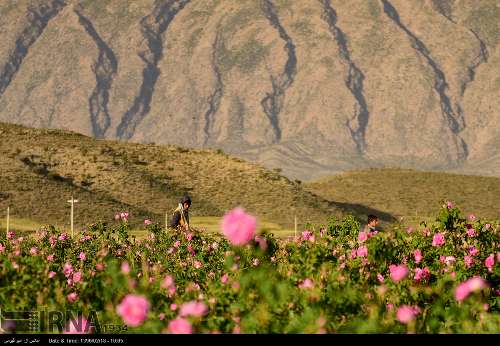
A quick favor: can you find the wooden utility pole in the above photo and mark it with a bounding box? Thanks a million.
[294,215,297,238]
[6,206,9,233]
[67,196,78,237]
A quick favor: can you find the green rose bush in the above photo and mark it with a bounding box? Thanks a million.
[0,202,498,333]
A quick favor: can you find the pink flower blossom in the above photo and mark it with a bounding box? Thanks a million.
[377,273,385,283]
[73,271,82,283]
[115,213,121,221]
[0,243,4,252]
[121,261,130,274]
[59,233,67,241]
[464,255,474,268]
[485,254,495,272]
[63,263,73,278]
[389,264,409,282]
[406,226,413,234]
[298,278,314,289]
[466,228,476,237]
[357,246,368,258]
[446,201,453,209]
[413,267,430,282]
[414,249,422,264]
[49,235,57,247]
[168,286,176,298]
[358,231,368,242]
[161,275,174,289]
[170,303,177,311]
[386,303,394,311]
[397,305,420,324]
[7,231,15,239]
[422,228,431,237]
[432,233,445,247]
[254,235,268,251]
[79,252,86,261]
[96,263,105,271]
[67,292,78,303]
[221,273,229,284]
[455,276,488,302]
[194,260,202,269]
[186,233,193,241]
[46,254,54,262]
[468,247,479,256]
[30,247,39,255]
[252,258,260,266]
[144,219,152,225]
[444,256,456,266]
[116,295,149,327]
[301,231,314,241]
[468,214,476,221]
[48,271,56,279]
[64,317,93,334]
[485,223,491,229]
[221,208,257,246]
[179,301,208,317]
[168,318,192,334]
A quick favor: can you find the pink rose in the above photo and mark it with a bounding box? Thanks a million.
[454,276,488,302]
[446,201,453,209]
[67,292,78,303]
[485,254,495,272]
[79,252,86,261]
[121,261,130,274]
[221,208,257,246]
[73,271,82,283]
[389,264,409,282]
[356,246,368,258]
[464,255,473,268]
[47,254,54,262]
[432,233,445,247]
[468,247,479,256]
[358,231,368,242]
[179,301,208,317]
[168,318,192,334]
[413,249,422,264]
[413,267,430,282]
[63,263,73,278]
[48,271,56,279]
[298,278,314,289]
[397,305,420,324]
[64,317,93,334]
[466,228,476,237]
[116,295,149,327]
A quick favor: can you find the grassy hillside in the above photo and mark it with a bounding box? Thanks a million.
[305,168,500,228]
[0,122,355,231]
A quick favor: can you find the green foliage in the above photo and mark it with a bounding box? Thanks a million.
[0,204,498,333]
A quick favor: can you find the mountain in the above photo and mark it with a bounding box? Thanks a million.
[0,0,499,180]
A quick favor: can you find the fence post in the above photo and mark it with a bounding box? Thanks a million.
[294,215,297,238]
[6,206,9,233]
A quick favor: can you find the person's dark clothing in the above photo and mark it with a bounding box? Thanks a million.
[170,207,189,229]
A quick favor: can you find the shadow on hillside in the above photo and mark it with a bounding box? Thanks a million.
[328,201,397,224]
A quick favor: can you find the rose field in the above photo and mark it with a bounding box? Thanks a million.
[0,203,499,334]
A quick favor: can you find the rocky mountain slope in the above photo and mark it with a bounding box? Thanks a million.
[0,0,499,180]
